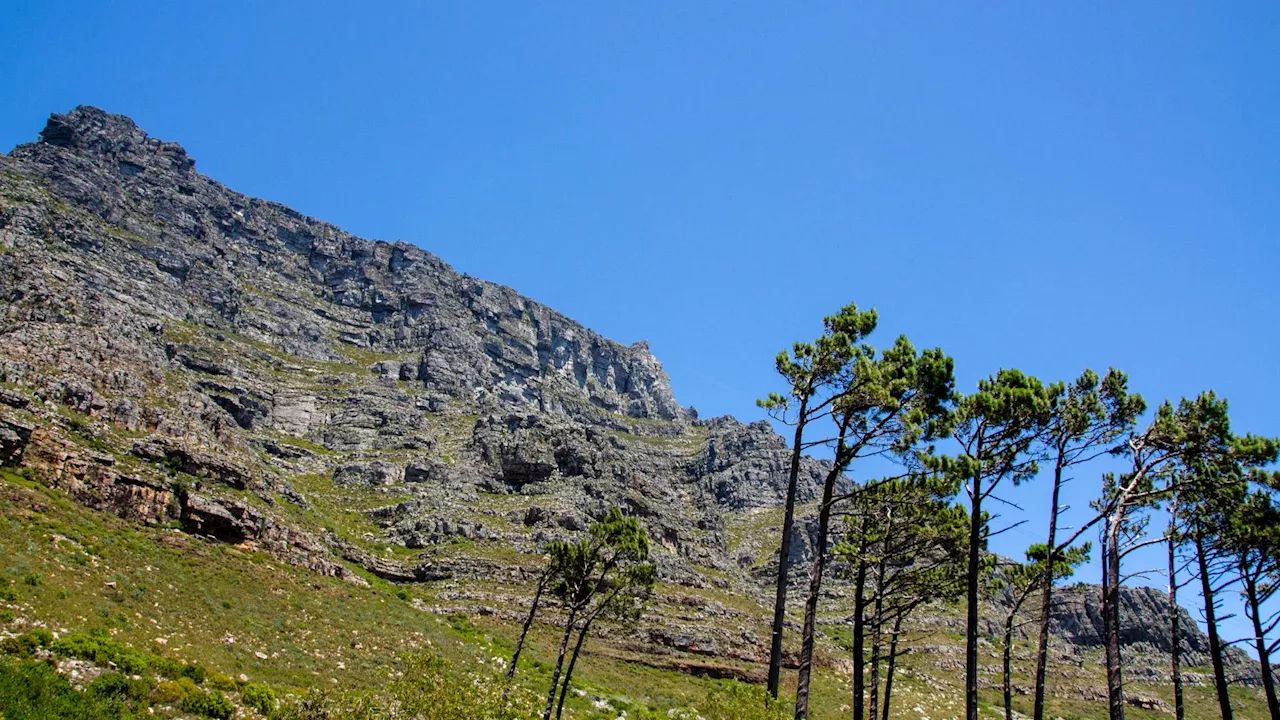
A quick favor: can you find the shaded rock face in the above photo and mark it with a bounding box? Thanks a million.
[0,106,1232,678]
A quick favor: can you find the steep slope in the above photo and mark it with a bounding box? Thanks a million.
[0,107,1267,717]
[0,105,834,670]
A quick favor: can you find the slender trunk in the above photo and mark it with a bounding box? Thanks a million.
[508,573,548,680]
[1167,506,1184,720]
[1245,576,1280,720]
[542,607,578,720]
[852,561,867,720]
[1032,458,1064,720]
[1103,517,1125,720]
[868,558,885,720]
[768,396,810,699]
[881,613,904,720]
[965,469,983,720]
[794,458,842,719]
[1003,609,1016,720]
[1195,532,1234,720]
[555,610,602,720]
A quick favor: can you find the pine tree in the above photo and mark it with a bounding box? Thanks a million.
[540,508,657,720]
[759,302,875,700]
[1031,369,1143,720]
[1223,486,1280,720]
[931,369,1052,720]
[836,474,967,720]
[997,543,1088,720]
[1095,393,1273,720]
[791,332,955,720]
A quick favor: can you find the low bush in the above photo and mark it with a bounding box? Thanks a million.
[0,627,54,657]
[151,677,199,705]
[0,656,139,719]
[207,671,239,692]
[180,661,208,684]
[180,689,235,719]
[87,672,153,703]
[242,682,276,714]
[50,632,152,675]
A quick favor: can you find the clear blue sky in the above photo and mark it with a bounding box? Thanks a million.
[3,2,1278,649]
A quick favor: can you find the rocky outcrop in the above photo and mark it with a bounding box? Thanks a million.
[1043,583,1255,677]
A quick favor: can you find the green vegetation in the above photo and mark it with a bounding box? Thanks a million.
[0,470,868,718]
[0,657,141,719]
[758,301,1280,720]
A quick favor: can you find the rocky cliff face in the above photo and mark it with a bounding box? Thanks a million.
[0,107,1236,684]
[0,106,832,586]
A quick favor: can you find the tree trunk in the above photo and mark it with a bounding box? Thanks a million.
[542,607,578,720]
[555,610,602,720]
[1195,532,1235,720]
[1245,577,1280,720]
[1167,512,1185,720]
[1103,518,1125,720]
[852,561,867,720]
[965,469,983,720]
[881,613,904,720]
[1032,458,1064,720]
[794,460,841,719]
[868,559,885,720]
[768,397,809,700]
[1003,610,1016,720]
[508,573,548,680]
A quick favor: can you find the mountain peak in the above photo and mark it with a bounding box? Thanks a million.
[34,105,195,172]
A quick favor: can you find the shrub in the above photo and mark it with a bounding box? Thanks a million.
[88,672,153,703]
[0,627,54,657]
[50,632,152,675]
[180,689,235,719]
[180,661,208,684]
[0,656,137,719]
[151,655,185,680]
[242,682,276,714]
[152,677,199,705]
[207,671,239,692]
[0,579,19,602]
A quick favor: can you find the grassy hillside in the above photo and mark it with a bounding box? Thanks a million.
[1,468,1274,719]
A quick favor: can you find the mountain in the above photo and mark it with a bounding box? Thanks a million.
[0,107,1266,717]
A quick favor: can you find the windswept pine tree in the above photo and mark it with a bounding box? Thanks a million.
[540,509,657,720]
[1031,369,1144,720]
[836,474,967,720]
[930,369,1052,720]
[1223,486,1280,720]
[1096,393,1277,720]
[996,543,1088,720]
[759,302,876,700]
[790,327,955,720]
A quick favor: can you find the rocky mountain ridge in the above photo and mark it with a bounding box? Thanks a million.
[0,107,1252,695]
